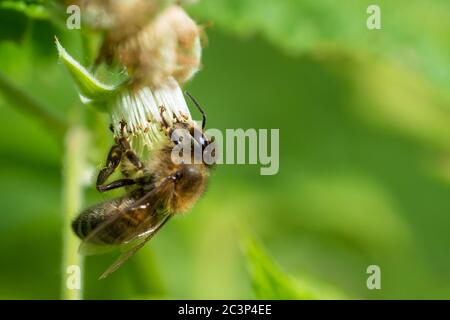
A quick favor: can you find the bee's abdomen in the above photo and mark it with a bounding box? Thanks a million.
[72,197,136,244]
[71,207,105,240]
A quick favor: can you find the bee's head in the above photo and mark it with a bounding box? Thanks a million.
[170,124,215,167]
[169,91,216,166]
[172,164,205,196]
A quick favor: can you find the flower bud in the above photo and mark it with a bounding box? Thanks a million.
[67,0,169,39]
[101,5,202,88]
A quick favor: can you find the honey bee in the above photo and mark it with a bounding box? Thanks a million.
[72,92,214,279]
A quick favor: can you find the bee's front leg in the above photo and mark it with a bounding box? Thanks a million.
[97,145,123,189]
[97,178,136,192]
[96,143,138,192]
[117,136,144,171]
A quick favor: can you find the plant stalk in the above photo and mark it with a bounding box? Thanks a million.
[61,122,88,300]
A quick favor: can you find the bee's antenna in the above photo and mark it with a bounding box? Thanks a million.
[185,91,206,130]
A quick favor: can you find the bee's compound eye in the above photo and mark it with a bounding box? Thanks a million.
[183,165,201,179]
[174,171,183,180]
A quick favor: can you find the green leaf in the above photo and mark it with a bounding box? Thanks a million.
[190,0,450,92]
[0,1,65,61]
[0,0,49,20]
[55,38,123,109]
[0,8,29,42]
[243,235,348,300]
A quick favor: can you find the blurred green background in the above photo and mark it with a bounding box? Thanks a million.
[0,0,449,299]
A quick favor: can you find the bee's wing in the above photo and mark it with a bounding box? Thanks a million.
[78,242,118,256]
[98,210,172,279]
[78,177,172,256]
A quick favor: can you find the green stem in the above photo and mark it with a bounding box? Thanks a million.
[0,71,67,136]
[61,122,88,300]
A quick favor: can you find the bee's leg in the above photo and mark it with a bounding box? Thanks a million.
[97,178,136,192]
[159,106,170,130]
[96,145,122,187]
[117,137,144,171]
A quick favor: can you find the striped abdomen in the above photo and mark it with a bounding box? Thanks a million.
[72,195,150,245]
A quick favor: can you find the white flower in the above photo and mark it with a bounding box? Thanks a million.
[56,3,203,156]
[110,77,192,154]
[56,39,194,155]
